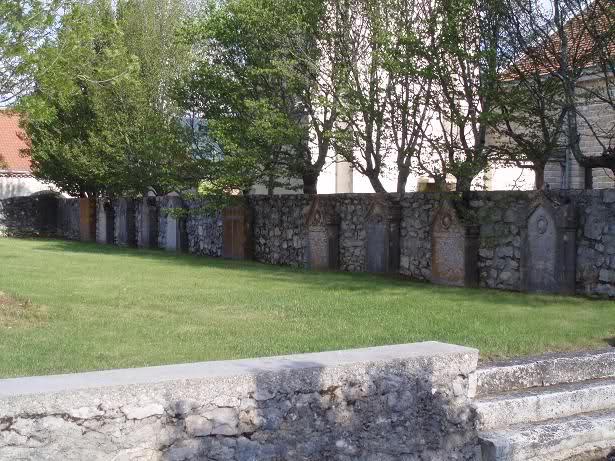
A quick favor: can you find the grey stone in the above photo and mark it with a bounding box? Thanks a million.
[0,342,478,460]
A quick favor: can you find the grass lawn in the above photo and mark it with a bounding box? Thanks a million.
[0,237,614,378]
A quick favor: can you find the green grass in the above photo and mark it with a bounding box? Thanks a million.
[0,237,613,378]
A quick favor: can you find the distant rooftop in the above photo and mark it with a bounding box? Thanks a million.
[0,111,31,174]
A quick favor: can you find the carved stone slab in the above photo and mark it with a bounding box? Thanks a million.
[365,195,401,273]
[96,199,114,244]
[522,199,576,294]
[305,197,339,271]
[139,197,159,249]
[79,197,96,243]
[223,206,253,260]
[164,197,187,253]
[431,201,479,288]
[116,198,136,247]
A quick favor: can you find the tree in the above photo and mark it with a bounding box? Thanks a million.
[0,0,66,105]
[414,0,502,192]
[19,0,191,197]
[498,0,614,188]
[117,0,191,118]
[178,0,347,195]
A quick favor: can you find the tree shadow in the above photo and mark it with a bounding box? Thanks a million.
[160,351,478,460]
[22,238,611,306]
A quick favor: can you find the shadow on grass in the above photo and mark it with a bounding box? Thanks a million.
[28,238,608,309]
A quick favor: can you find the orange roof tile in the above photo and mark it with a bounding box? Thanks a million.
[503,0,614,80]
[0,111,31,173]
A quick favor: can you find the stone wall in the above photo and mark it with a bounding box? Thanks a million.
[0,193,59,237]
[250,195,308,267]
[0,342,479,461]
[1,190,614,298]
[248,191,615,297]
[57,198,80,240]
[185,200,223,257]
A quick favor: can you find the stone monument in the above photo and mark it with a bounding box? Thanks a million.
[304,197,340,270]
[116,198,136,247]
[522,198,577,294]
[430,201,479,288]
[223,205,253,260]
[164,197,188,253]
[79,197,96,242]
[365,195,401,273]
[96,199,115,244]
[139,197,159,249]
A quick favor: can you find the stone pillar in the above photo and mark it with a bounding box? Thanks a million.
[522,198,577,294]
[430,201,480,288]
[79,197,96,242]
[365,195,401,273]
[115,198,136,247]
[335,157,353,193]
[96,199,114,244]
[305,197,340,270]
[223,205,253,260]
[138,197,159,249]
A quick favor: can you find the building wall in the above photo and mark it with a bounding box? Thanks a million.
[0,175,57,200]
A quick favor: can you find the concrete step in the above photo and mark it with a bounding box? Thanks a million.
[474,377,615,431]
[476,349,615,396]
[479,409,615,461]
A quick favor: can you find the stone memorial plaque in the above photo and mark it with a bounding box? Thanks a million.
[527,206,558,292]
[431,201,479,287]
[223,206,253,259]
[104,201,115,244]
[523,201,576,294]
[139,197,159,249]
[365,196,401,273]
[165,213,178,251]
[305,197,339,270]
[96,200,108,244]
[79,197,96,242]
[116,198,136,247]
[367,222,386,273]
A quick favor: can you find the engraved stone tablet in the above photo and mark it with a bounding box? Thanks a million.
[523,200,576,294]
[223,206,253,259]
[365,195,401,273]
[431,201,479,287]
[305,197,339,270]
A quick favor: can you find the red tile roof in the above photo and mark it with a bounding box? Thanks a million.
[503,0,614,80]
[0,111,31,173]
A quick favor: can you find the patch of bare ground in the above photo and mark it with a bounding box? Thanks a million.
[0,292,46,328]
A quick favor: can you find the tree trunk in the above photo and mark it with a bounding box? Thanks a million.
[396,167,411,194]
[367,173,387,193]
[454,176,473,192]
[534,164,545,190]
[302,173,318,195]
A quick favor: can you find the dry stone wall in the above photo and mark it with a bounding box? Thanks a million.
[0,342,479,461]
[1,190,614,298]
[57,197,80,240]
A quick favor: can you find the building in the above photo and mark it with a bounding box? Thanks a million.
[0,111,56,199]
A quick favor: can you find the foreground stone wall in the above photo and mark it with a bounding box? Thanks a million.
[0,342,479,461]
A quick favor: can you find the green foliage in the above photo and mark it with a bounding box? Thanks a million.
[177,0,336,196]
[0,0,64,105]
[18,0,192,197]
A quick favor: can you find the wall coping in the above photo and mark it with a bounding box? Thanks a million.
[0,342,476,398]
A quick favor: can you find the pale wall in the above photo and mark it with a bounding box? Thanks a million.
[0,175,57,200]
